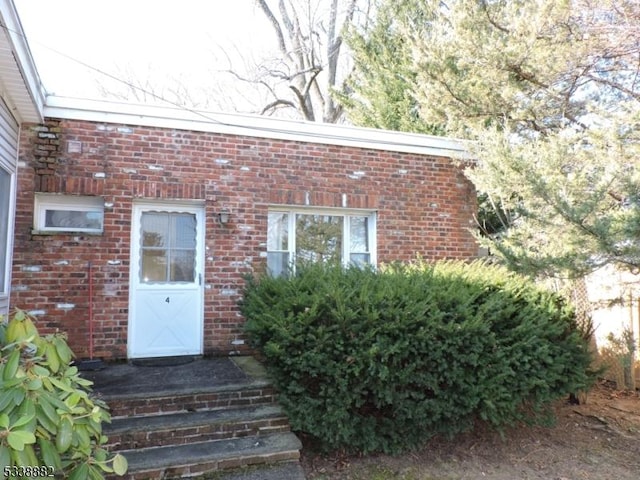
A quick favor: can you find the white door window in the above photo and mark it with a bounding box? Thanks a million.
[128,203,204,358]
[140,212,197,283]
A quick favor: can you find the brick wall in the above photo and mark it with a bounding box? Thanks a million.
[11,118,477,359]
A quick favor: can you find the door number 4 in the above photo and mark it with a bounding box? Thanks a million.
[165,297,170,303]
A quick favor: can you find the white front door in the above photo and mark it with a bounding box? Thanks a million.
[128,202,205,358]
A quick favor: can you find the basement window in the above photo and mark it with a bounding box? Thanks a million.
[267,207,376,277]
[34,194,105,234]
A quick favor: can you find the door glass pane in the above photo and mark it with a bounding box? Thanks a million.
[140,212,197,283]
[141,249,167,282]
[295,214,343,263]
[173,214,197,248]
[142,213,168,247]
[350,216,369,253]
[267,212,288,250]
[0,168,10,293]
[171,250,196,282]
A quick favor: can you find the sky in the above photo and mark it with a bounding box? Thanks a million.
[14,0,276,109]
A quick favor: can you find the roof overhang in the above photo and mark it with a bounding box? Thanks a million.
[44,95,470,158]
[0,0,45,123]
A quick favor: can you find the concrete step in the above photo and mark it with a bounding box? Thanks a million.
[104,382,277,418]
[93,357,304,479]
[106,404,291,449]
[114,432,302,480]
[212,462,306,480]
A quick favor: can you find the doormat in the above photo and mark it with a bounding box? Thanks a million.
[131,356,195,367]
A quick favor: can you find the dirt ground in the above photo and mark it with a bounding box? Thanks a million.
[300,380,640,480]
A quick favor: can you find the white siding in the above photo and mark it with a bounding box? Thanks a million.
[0,95,19,317]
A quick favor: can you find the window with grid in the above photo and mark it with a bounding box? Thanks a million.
[139,212,197,283]
[267,208,376,277]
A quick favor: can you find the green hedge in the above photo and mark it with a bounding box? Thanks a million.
[240,260,594,454]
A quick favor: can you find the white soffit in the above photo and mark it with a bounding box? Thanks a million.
[0,0,45,123]
[44,95,469,158]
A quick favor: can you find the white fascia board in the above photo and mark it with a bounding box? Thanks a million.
[0,0,46,122]
[44,95,470,159]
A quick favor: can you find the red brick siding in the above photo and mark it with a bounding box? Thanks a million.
[11,119,477,359]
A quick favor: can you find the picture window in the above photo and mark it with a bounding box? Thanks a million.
[267,207,376,277]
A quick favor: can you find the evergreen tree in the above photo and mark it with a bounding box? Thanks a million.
[345,0,640,278]
[339,0,441,134]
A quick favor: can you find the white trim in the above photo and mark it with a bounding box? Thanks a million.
[0,0,46,122]
[0,115,18,315]
[268,204,378,217]
[128,200,205,358]
[43,95,469,158]
[267,206,377,274]
[0,162,15,301]
[33,194,104,233]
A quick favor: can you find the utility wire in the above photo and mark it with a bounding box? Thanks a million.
[1,20,463,153]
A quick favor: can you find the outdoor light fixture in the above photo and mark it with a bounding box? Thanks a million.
[217,208,231,224]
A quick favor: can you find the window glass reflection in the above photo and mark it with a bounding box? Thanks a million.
[295,214,343,263]
[140,212,197,283]
[45,210,103,230]
[267,212,288,250]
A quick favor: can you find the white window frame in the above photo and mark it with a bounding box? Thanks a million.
[267,206,377,275]
[34,194,105,234]
[0,162,15,299]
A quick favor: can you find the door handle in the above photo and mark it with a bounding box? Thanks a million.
[199,273,202,286]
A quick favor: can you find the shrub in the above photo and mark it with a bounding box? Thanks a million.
[0,309,127,478]
[241,260,595,454]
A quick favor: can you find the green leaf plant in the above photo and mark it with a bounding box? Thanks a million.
[0,309,127,478]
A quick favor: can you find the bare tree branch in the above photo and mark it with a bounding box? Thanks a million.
[100,1,370,122]
[257,0,288,56]
[261,98,297,115]
[289,84,314,120]
[243,0,369,122]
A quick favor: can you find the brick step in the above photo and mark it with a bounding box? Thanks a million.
[106,404,291,450]
[104,381,277,418]
[113,432,302,480]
